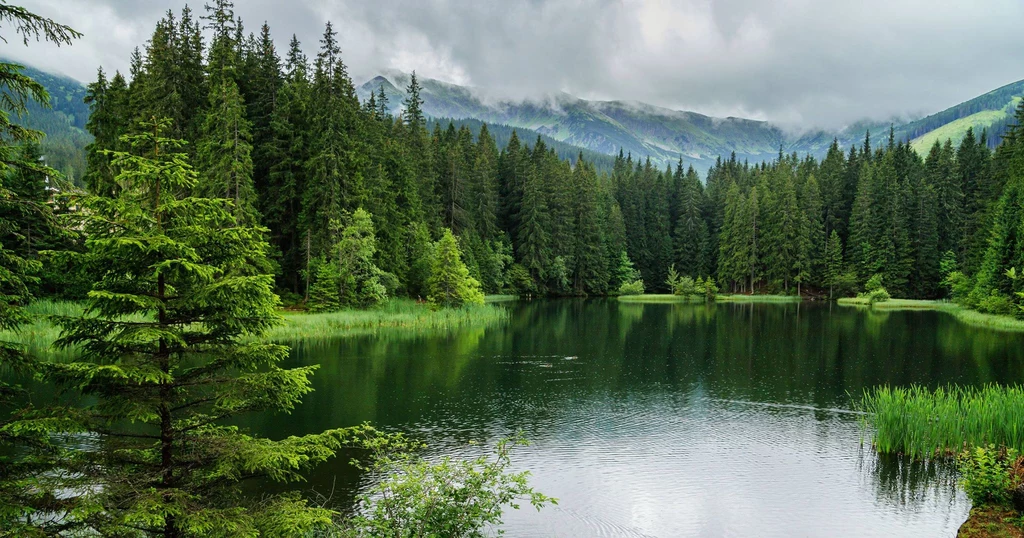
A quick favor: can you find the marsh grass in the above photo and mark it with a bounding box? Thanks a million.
[716,294,803,303]
[616,294,706,303]
[836,298,1024,332]
[0,299,510,360]
[267,299,509,342]
[860,385,1024,459]
[0,300,87,361]
[484,295,519,303]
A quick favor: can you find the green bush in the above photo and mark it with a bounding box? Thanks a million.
[618,280,645,296]
[957,445,1021,507]
[674,276,696,296]
[942,270,972,302]
[866,286,891,304]
[339,434,555,537]
[977,291,1016,316]
[859,274,890,304]
[697,276,719,300]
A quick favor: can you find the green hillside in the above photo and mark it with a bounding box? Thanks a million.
[2,61,91,183]
[359,72,1024,173]
[11,62,1024,183]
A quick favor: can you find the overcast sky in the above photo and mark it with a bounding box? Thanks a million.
[6,0,1024,129]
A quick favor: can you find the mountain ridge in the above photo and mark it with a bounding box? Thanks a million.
[358,71,1024,170]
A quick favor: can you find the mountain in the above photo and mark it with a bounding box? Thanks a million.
[2,61,91,183]
[899,79,1024,154]
[9,62,1024,182]
[359,71,1024,171]
[359,71,789,171]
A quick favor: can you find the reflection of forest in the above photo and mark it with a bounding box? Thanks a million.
[237,300,1020,518]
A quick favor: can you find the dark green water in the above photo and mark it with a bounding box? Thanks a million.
[250,300,1024,537]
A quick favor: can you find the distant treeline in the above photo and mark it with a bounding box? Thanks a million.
[20,4,1022,316]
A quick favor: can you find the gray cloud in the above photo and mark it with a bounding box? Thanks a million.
[6,0,1024,129]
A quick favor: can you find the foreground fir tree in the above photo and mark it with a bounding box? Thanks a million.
[0,3,80,532]
[428,229,484,308]
[42,119,366,537]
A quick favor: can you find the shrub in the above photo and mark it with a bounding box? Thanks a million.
[942,270,972,302]
[865,274,885,292]
[668,269,697,296]
[866,286,891,305]
[958,445,1021,507]
[618,280,645,296]
[340,434,556,537]
[977,291,1016,316]
[698,276,719,301]
[859,274,889,304]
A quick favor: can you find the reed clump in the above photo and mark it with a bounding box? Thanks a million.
[860,384,1024,459]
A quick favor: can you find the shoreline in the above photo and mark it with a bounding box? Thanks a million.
[836,298,1024,332]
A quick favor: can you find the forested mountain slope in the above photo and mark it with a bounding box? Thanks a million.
[358,72,1024,171]
[1,61,91,183]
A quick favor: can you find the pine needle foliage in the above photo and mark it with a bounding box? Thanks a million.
[21,118,371,537]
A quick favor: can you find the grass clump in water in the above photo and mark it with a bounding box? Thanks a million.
[860,385,1024,459]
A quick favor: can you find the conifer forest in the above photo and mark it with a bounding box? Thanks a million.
[5,1,1024,536]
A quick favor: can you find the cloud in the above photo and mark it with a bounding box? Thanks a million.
[6,0,1024,129]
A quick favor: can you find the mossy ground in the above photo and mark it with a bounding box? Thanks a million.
[958,507,1024,538]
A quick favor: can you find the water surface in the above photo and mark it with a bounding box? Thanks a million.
[251,300,1024,537]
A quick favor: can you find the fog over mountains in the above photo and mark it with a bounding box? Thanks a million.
[358,71,1024,171]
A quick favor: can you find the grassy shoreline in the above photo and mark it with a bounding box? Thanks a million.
[836,298,1024,332]
[0,299,511,360]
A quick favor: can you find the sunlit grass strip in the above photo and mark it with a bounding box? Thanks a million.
[836,298,1024,331]
[266,299,510,342]
[836,297,941,309]
[860,385,1024,459]
[716,294,802,303]
[0,299,510,360]
[616,294,705,303]
[484,295,519,302]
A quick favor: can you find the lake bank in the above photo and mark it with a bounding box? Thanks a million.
[957,507,1024,538]
[0,299,511,360]
[837,298,1024,332]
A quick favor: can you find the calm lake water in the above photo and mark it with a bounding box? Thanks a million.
[251,300,1024,537]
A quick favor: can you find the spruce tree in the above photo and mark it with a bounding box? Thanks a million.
[427,228,484,308]
[196,77,259,225]
[334,208,388,308]
[38,119,362,536]
[673,164,709,278]
[569,156,606,294]
[824,230,844,299]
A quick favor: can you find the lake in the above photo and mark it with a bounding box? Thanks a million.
[250,299,1024,537]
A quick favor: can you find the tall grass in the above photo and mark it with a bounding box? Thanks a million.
[0,299,510,360]
[860,385,1024,459]
[0,300,85,361]
[267,299,510,342]
[716,294,803,303]
[616,294,706,303]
